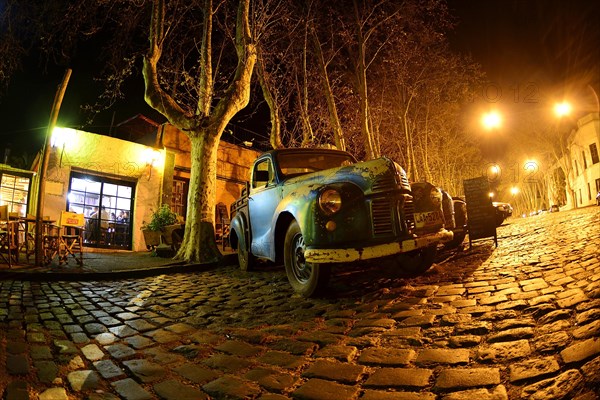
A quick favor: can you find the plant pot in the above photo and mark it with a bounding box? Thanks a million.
[142,228,161,248]
[161,224,183,246]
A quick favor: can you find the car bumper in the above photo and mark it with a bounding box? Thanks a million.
[304,229,454,264]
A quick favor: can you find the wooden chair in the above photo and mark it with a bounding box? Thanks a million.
[0,205,19,267]
[59,211,85,266]
[42,219,62,266]
[20,214,37,263]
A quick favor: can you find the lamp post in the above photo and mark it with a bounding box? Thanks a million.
[524,159,540,213]
[35,69,72,266]
[554,101,572,118]
[510,186,520,216]
[481,110,502,131]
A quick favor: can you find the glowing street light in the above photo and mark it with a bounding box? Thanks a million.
[554,101,572,118]
[481,111,502,130]
[510,186,520,196]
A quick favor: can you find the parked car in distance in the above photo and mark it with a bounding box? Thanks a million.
[448,196,467,248]
[549,204,560,212]
[229,148,454,297]
[492,201,513,226]
[411,184,467,249]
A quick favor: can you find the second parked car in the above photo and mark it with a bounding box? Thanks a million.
[492,201,513,226]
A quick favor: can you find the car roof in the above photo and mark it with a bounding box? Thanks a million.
[260,148,358,162]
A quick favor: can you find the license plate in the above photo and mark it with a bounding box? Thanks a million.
[414,210,444,228]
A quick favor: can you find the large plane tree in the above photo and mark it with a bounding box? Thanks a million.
[143,0,256,263]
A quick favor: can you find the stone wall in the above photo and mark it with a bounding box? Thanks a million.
[160,124,261,211]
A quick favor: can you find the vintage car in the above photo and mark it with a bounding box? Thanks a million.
[229,148,453,297]
[492,201,513,226]
[450,196,468,247]
[412,184,467,249]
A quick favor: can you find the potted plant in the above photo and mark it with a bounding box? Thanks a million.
[141,205,178,248]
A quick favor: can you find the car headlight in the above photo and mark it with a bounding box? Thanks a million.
[430,188,442,207]
[319,188,342,215]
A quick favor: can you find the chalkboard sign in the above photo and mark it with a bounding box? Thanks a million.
[463,177,497,248]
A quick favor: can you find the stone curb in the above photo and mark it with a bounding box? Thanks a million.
[0,253,239,282]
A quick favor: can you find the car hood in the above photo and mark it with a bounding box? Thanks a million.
[283,156,410,194]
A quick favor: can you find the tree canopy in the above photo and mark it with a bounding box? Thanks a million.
[1,0,492,263]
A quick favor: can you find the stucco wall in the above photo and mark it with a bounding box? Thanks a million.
[42,128,165,251]
[160,124,261,210]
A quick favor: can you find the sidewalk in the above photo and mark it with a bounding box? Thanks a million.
[0,246,238,281]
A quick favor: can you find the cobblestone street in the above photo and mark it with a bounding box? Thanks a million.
[1,206,599,400]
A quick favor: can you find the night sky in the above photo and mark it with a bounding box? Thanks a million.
[447,0,600,161]
[0,0,598,163]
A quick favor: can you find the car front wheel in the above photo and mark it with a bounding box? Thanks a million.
[284,220,331,297]
[237,229,256,272]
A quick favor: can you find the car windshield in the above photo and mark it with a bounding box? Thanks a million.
[277,152,355,178]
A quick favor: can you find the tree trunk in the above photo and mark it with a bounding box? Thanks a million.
[311,29,346,151]
[143,0,256,263]
[298,29,314,147]
[257,49,283,149]
[175,132,222,263]
[354,0,378,160]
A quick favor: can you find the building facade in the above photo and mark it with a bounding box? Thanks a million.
[549,112,600,210]
[32,124,260,252]
[567,113,600,208]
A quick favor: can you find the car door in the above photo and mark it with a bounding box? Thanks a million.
[248,157,281,260]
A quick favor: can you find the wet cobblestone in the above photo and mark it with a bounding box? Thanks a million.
[1,206,599,399]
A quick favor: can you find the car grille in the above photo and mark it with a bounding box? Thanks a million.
[371,198,394,236]
[403,199,415,231]
[399,171,410,188]
[371,196,415,237]
[372,175,395,192]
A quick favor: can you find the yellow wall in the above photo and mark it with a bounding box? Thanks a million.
[44,128,165,251]
[41,125,262,251]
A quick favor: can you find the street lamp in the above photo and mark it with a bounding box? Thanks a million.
[481,111,502,130]
[510,186,519,196]
[554,101,572,118]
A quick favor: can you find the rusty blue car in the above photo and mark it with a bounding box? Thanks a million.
[229,148,453,297]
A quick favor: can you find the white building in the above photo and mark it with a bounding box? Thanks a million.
[565,112,600,208]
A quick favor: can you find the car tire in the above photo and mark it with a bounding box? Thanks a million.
[396,245,437,274]
[237,229,256,272]
[284,220,331,297]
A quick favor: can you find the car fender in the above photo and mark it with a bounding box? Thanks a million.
[230,211,249,253]
[274,190,314,233]
[273,181,366,248]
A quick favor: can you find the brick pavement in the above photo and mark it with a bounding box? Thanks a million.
[1,206,599,399]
